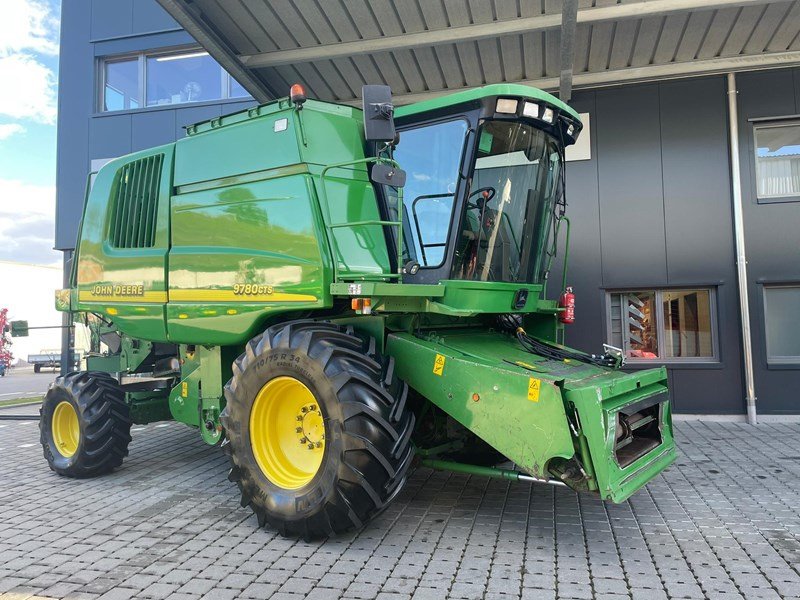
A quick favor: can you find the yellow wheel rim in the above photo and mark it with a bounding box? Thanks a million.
[249,376,325,489]
[52,401,80,458]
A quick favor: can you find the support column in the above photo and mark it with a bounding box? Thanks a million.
[726,72,757,425]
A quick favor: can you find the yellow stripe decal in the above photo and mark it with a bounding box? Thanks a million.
[79,291,168,303]
[169,289,318,303]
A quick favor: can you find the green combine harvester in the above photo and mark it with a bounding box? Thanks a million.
[43,82,675,538]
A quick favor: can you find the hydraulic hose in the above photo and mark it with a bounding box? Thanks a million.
[496,314,618,368]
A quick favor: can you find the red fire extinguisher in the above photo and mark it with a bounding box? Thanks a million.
[559,286,575,324]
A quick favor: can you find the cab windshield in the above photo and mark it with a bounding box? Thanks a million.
[452,120,562,284]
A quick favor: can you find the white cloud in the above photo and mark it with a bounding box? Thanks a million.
[412,173,432,181]
[0,0,59,124]
[0,0,60,56]
[0,53,57,124]
[0,178,59,266]
[0,123,26,140]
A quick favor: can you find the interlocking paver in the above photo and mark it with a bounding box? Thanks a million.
[2,404,800,599]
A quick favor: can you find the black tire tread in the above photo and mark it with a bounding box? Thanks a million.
[40,371,132,478]
[221,320,415,539]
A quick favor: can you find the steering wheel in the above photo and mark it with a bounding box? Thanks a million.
[466,187,496,210]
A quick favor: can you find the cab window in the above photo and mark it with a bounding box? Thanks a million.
[391,119,468,267]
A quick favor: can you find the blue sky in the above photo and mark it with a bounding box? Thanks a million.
[0,0,61,266]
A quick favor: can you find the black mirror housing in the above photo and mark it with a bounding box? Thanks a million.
[362,85,396,142]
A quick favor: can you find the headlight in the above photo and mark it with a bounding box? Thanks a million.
[522,102,539,118]
[495,98,518,114]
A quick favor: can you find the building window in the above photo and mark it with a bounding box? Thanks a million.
[104,58,140,111]
[609,289,716,361]
[763,285,800,364]
[100,49,250,112]
[754,122,800,202]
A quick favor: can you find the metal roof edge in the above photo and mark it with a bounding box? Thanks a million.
[394,83,581,122]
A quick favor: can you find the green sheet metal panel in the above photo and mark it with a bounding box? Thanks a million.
[386,330,576,479]
[174,103,300,188]
[74,145,174,342]
[167,173,331,345]
[562,367,676,503]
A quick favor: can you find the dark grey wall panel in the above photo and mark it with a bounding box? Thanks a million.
[595,84,667,288]
[94,30,195,57]
[559,91,607,355]
[133,1,180,34]
[91,0,133,40]
[89,115,132,160]
[735,69,800,414]
[55,0,94,250]
[562,80,744,412]
[132,110,176,151]
[660,77,733,284]
[794,68,800,113]
[670,369,745,414]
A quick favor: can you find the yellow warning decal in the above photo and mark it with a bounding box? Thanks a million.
[433,354,446,376]
[181,382,188,398]
[527,377,541,402]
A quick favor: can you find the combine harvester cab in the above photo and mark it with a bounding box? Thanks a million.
[46,81,675,538]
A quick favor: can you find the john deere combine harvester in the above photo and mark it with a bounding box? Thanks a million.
[45,83,675,538]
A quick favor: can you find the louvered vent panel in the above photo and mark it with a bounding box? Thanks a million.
[108,154,164,248]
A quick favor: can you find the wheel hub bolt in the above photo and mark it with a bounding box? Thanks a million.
[301,406,308,413]
[310,404,317,411]
[307,443,315,450]
[299,437,307,444]
[315,441,322,448]
[295,427,303,433]
[296,415,303,421]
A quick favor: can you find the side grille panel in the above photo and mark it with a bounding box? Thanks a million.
[109,154,163,248]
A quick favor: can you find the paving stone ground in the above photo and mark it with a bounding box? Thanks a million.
[2,403,800,600]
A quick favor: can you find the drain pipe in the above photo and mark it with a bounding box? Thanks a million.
[727,72,758,425]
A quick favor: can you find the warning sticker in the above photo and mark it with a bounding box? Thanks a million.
[181,382,188,398]
[527,378,541,402]
[433,354,446,376]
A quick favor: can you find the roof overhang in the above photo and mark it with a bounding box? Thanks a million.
[156,0,800,105]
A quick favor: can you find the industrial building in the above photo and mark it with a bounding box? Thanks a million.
[55,0,800,417]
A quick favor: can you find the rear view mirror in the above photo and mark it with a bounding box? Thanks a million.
[371,163,406,188]
[362,85,396,142]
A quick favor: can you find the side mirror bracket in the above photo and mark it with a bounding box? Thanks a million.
[362,85,396,142]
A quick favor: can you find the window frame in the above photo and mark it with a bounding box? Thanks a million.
[100,52,144,112]
[98,46,250,113]
[605,287,720,364]
[752,120,800,204]
[393,115,473,271]
[762,283,800,366]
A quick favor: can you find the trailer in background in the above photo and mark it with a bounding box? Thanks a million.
[28,351,81,373]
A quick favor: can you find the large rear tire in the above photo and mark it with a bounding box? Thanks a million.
[40,372,132,477]
[221,320,414,539]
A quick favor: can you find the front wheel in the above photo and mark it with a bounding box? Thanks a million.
[221,321,415,539]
